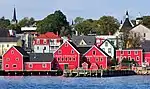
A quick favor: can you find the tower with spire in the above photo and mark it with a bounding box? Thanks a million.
[11,7,18,24]
[119,11,134,31]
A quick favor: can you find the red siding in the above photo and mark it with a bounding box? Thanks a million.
[33,39,49,45]
[25,62,51,71]
[54,41,80,70]
[116,49,143,66]
[144,52,150,66]
[84,46,108,70]
[2,47,23,71]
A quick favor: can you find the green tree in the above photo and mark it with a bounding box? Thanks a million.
[142,16,150,28]
[37,10,70,36]
[96,16,120,35]
[0,16,10,29]
[74,17,84,24]
[18,17,35,27]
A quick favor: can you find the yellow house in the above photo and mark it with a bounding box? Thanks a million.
[0,37,22,56]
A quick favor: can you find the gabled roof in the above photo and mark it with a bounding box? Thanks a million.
[36,32,60,39]
[29,53,53,62]
[72,35,96,47]
[0,37,20,42]
[78,47,91,55]
[14,46,29,57]
[130,24,150,32]
[100,39,116,48]
[84,45,111,57]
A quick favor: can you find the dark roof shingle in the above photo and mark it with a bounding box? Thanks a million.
[29,53,53,62]
[14,46,29,57]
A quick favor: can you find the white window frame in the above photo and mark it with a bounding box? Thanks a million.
[16,58,19,61]
[29,64,33,68]
[13,64,17,68]
[58,50,62,54]
[136,56,140,61]
[37,39,40,44]
[5,64,9,68]
[42,63,47,68]
[11,50,14,54]
[43,39,47,44]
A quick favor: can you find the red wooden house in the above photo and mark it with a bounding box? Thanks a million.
[144,52,150,66]
[25,53,54,71]
[54,41,80,70]
[2,46,29,71]
[116,48,143,66]
[82,45,111,70]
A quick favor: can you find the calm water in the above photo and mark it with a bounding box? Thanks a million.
[0,76,150,89]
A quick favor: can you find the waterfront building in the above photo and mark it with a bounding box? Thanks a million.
[33,32,62,53]
[2,46,29,71]
[25,53,54,71]
[54,41,80,70]
[116,48,143,66]
[82,45,111,70]
[99,39,116,58]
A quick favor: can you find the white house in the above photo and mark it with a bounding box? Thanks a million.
[100,39,116,58]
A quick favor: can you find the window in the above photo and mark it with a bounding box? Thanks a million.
[73,58,76,61]
[96,58,99,62]
[105,42,108,47]
[16,58,19,61]
[62,58,64,61]
[100,65,103,69]
[121,51,123,55]
[134,33,136,37]
[50,40,54,45]
[43,39,47,44]
[108,48,111,53]
[144,33,146,37]
[87,57,90,61]
[128,51,131,54]
[42,64,46,68]
[65,57,68,61]
[37,39,40,44]
[70,58,72,61]
[92,50,96,55]
[6,58,10,61]
[102,48,105,51]
[58,58,60,61]
[7,44,9,47]
[100,58,103,61]
[5,64,9,68]
[71,50,74,54]
[13,64,17,68]
[137,57,140,61]
[65,43,68,47]
[135,51,138,55]
[128,56,131,60]
[51,46,54,50]
[58,50,62,54]
[37,46,39,50]
[11,50,14,54]
[29,64,33,68]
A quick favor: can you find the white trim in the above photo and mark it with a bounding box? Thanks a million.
[25,62,51,64]
[59,63,69,64]
[54,41,80,55]
[83,45,108,57]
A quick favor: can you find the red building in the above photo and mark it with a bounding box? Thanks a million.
[116,48,143,66]
[144,52,150,66]
[2,46,29,71]
[54,41,80,70]
[33,32,62,53]
[82,45,111,70]
[25,53,54,71]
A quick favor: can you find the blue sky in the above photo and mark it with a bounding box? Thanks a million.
[0,0,150,22]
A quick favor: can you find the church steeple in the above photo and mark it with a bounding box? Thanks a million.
[11,7,17,24]
[125,11,129,18]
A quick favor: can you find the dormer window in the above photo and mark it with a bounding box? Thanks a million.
[105,42,108,47]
